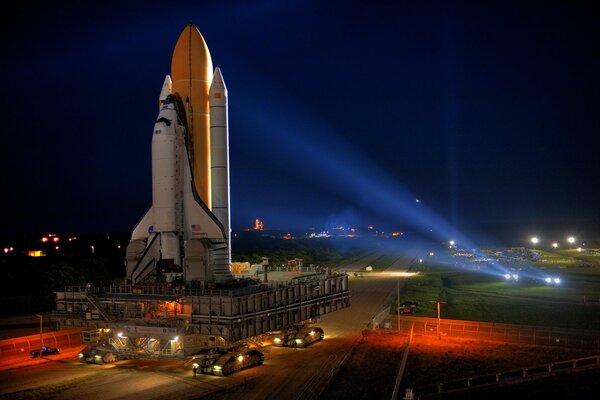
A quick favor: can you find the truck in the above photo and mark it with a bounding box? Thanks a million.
[77,343,119,364]
[272,326,324,348]
[194,348,264,376]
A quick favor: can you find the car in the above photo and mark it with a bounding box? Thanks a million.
[30,346,60,358]
[399,301,419,314]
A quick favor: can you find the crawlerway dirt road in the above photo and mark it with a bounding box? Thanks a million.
[201,251,417,400]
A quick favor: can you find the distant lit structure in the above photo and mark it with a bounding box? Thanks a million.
[253,219,264,231]
[504,273,519,281]
[27,250,45,257]
[287,258,303,273]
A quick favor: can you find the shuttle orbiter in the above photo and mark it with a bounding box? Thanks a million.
[126,24,232,285]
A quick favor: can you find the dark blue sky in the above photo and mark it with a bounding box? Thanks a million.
[1,1,598,234]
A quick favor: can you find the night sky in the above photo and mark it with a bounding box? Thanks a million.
[1,1,598,235]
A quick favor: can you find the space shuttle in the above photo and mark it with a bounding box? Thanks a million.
[126,23,232,285]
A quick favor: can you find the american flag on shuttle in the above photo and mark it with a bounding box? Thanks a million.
[191,224,201,232]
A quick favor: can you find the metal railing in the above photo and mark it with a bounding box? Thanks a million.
[61,273,349,299]
[412,355,600,399]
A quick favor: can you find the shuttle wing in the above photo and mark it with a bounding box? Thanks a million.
[131,207,154,241]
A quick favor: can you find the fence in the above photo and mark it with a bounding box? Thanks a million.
[394,316,600,350]
[0,329,84,357]
[370,312,600,350]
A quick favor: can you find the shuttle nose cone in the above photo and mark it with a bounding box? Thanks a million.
[171,23,213,92]
[210,67,227,94]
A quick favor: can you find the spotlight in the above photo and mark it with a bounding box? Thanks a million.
[512,274,519,280]
[530,237,539,245]
[554,278,561,284]
[545,277,552,283]
[504,274,511,280]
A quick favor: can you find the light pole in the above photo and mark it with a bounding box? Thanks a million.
[429,301,446,340]
[397,280,400,333]
[35,314,43,348]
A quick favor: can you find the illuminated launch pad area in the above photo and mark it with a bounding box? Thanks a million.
[51,23,350,359]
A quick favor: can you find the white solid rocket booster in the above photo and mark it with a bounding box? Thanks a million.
[210,68,230,258]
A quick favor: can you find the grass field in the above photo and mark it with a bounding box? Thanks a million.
[398,249,600,331]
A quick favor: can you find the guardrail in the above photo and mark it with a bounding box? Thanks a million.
[411,355,600,399]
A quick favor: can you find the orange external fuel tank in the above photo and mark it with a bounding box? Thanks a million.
[171,23,214,208]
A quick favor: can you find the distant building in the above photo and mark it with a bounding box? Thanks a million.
[253,219,264,231]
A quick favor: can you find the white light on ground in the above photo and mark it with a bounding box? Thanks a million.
[552,243,558,248]
[418,259,423,263]
[567,237,575,244]
[530,237,539,245]
[554,278,561,284]
[449,240,455,246]
[512,274,519,280]
[504,274,511,280]
[429,252,434,256]
[379,271,420,278]
[577,247,582,252]
[545,277,552,283]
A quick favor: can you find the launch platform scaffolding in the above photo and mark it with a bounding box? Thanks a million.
[52,271,350,357]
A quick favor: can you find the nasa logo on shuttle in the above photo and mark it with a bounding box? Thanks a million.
[148,226,154,233]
